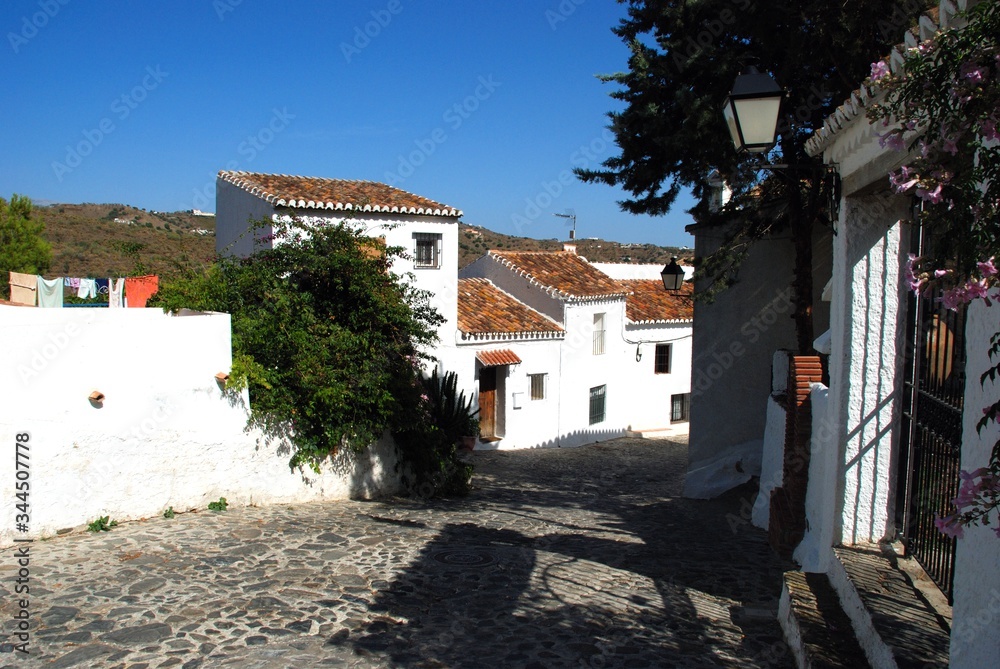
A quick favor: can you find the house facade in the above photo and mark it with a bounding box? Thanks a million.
[215,170,462,348]
[216,171,693,450]
[733,3,999,666]
[457,250,693,449]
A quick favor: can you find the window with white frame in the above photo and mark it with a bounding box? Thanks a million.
[593,312,606,355]
[589,385,606,425]
[671,393,690,423]
[413,233,442,268]
[529,373,546,400]
[654,343,672,374]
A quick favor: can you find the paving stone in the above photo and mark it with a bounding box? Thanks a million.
[0,437,794,668]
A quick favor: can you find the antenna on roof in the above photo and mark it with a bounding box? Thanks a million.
[553,209,577,240]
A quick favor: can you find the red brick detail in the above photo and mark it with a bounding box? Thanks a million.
[769,355,824,557]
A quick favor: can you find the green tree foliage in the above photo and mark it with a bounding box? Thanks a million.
[0,194,52,298]
[153,218,444,475]
[578,0,927,350]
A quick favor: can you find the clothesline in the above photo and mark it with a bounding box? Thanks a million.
[7,272,159,309]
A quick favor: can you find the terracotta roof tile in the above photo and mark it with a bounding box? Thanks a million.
[618,279,693,323]
[218,171,462,217]
[489,251,628,301]
[476,349,522,367]
[458,278,564,339]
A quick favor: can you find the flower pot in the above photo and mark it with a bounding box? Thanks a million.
[458,436,476,452]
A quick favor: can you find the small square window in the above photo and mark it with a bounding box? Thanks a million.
[589,385,606,425]
[654,344,672,374]
[671,393,690,423]
[529,373,546,400]
[413,233,442,268]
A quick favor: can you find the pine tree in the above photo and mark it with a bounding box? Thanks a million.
[0,195,52,299]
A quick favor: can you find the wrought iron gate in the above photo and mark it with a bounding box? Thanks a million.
[897,258,966,603]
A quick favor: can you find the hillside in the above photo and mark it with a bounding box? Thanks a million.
[38,203,216,279]
[457,223,689,268]
[33,202,687,279]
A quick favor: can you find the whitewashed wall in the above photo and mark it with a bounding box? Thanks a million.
[827,196,910,545]
[0,306,400,549]
[950,299,1000,669]
[624,321,692,436]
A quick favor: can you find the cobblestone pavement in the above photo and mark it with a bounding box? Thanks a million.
[1,437,794,668]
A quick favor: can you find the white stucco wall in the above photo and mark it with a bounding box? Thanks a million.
[215,178,277,257]
[0,306,400,548]
[794,383,839,572]
[624,322,693,435]
[827,196,910,546]
[950,299,1000,669]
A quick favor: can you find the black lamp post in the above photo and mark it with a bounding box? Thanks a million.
[660,257,684,292]
[722,66,784,154]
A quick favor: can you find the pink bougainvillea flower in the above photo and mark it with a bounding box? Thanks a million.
[889,166,920,193]
[870,60,890,82]
[978,258,998,277]
[941,136,960,154]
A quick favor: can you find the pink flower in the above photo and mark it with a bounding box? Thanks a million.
[870,60,891,82]
[980,119,1000,142]
[904,254,924,294]
[940,287,968,310]
[934,269,949,278]
[879,130,906,151]
[994,525,1000,538]
[935,514,965,539]
[916,183,944,204]
[960,61,988,83]
[941,136,960,155]
[978,258,998,278]
[965,279,989,300]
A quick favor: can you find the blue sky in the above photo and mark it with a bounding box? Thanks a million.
[2,0,696,247]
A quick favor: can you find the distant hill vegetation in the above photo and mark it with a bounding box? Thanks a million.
[38,203,216,278]
[36,202,688,278]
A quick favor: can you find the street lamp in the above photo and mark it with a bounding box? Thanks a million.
[660,257,684,292]
[722,66,784,154]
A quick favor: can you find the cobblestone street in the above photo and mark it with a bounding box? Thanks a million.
[1,438,794,668]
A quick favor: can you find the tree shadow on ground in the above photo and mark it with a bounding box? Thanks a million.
[339,444,794,668]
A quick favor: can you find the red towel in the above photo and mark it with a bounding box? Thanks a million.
[124,275,159,308]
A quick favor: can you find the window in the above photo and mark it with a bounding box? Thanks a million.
[413,233,442,268]
[529,373,546,400]
[593,313,606,355]
[654,344,672,374]
[589,385,606,425]
[671,393,690,423]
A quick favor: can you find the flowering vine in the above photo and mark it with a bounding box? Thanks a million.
[867,0,1000,539]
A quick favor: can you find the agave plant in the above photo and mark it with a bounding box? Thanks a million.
[423,369,479,441]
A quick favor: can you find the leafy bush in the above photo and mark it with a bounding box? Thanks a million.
[207,497,228,512]
[153,217,447,482]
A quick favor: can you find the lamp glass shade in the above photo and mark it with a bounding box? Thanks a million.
[660,260,684,291]
[723,68,783,153]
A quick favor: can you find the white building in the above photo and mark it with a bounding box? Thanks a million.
[215,170,463,350]
[457,250,693,448]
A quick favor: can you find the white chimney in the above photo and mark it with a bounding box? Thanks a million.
[563,244,577,254]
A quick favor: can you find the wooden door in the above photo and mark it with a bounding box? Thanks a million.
[479,367,497,438]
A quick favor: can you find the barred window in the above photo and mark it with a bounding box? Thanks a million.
[529,373,546,400]
[671,393,690,423]
[593,313,606,356]
[654,344,672,374]
[589,385,607,425]
[413,233,442,268]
